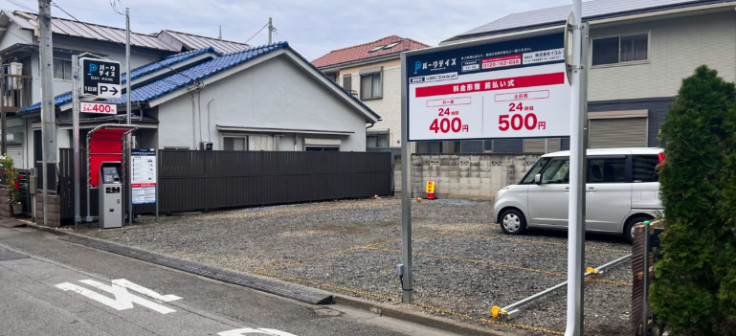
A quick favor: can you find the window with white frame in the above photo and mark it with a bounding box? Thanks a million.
[359,67,382,100]
[592,33,648,66]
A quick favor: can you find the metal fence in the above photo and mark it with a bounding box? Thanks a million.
[58,149,392,219]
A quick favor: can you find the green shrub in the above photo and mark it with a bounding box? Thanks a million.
[650,65,736,335]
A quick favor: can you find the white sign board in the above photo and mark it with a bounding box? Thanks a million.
[98,83,121,99]
[131,149,157,204]
[405,34,570,141]
[80,102,117,114]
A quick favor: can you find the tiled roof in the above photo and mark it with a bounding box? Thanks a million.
[444,0,724,43]
[112,43,289,104]
[18,42,379,121]
[19,46,221,113]
[122,47,219,83]
[312,35,430,68]
[0,10,249,53]
[160,30,249,54]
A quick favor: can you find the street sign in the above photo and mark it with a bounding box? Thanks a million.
[81,58,121,98]
[405,34,570,141]
[80,102,117,114]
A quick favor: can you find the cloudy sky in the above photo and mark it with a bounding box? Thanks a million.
[2,0,572,60]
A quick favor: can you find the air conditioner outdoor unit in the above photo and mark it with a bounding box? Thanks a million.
[199,142,213,150]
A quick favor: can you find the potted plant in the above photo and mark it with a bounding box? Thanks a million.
[0,155,23,215]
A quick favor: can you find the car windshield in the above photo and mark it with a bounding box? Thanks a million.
[520,157,550,184]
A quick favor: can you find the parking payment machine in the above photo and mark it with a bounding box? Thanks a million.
[98,162,122,228]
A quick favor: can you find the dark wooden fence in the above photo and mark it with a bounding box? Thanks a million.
[58,149,392,220]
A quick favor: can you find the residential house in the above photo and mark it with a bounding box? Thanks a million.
[439,0,735,153]
[313,35,429,154]
[2,10,378,170]
[17,43,379,165]
[0,9,249,168]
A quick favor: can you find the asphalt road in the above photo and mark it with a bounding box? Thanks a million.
[0,225,462,336]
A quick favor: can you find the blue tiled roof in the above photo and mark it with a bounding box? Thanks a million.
[122,47,218,83]
[18,42,379,121]
[108,42,289,104]
[18,47,217,114]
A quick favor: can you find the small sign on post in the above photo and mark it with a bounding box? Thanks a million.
[81,58,121,99]
[426,181,435,199]
[131,149,157,205]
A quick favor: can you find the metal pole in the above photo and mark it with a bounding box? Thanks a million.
[126,7,133,226]
[565,0,586,335]
[642,221,650,336]
[39,0,57,227]
[500,254,631,317]
[399,52,413,303]
[155,148,159,224]
[1,60,6,156]
[72,55,81,226]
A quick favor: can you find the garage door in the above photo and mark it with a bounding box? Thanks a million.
[588,110,648,148]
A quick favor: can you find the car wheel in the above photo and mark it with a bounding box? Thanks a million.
[499,209,527,235]
[624,215,653,243]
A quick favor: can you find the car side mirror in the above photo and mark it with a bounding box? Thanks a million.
[534,174,541,184]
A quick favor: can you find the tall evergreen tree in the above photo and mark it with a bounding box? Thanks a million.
[650,65,736,335]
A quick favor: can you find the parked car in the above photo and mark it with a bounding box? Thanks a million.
[492,147,664,242]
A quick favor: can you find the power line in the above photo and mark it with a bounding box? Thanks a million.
[49,1,199,87]
[244,22,269,45]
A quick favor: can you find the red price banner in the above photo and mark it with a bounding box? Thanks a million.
[80,102,117,114]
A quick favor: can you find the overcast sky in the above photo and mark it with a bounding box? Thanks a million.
[2,0,572,61]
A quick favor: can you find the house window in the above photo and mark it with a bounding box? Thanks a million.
[367,132,388,148]
[342,74,352,92]
[223,136,248,151]
[53,58,72,80]
[359,67,382,100]
[304,138,340,152]
[592,34,648,66]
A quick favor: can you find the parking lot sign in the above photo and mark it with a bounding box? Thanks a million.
[404,34,570,141]
[81,58,121,99]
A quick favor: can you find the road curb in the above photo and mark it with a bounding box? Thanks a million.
[332,294,512,336]
[19,220,512,336]
[19,220,332,305]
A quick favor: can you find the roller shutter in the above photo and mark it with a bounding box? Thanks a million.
[523,138,561,153]
[589,117,647,148]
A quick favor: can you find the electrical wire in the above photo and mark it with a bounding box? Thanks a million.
[243,22,268,45]
[50,1,198,87]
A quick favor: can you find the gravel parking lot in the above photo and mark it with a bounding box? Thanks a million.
[75,198,633,335]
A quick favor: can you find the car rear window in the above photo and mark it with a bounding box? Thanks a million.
[632,155,659,182]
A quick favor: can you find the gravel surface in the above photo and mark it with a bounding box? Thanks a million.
[74,198,633,335]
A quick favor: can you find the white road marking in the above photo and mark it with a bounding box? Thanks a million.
[218,328,298,336]
[55,279,181,314]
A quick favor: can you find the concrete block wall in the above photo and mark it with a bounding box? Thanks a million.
[34,194,61,227]
[396,153,541,201]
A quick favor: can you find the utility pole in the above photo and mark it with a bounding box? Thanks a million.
[39,0,56,226]
[268,17,273,44]
[126,7,133,226]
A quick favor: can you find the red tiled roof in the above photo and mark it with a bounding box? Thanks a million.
[312,35,430,68]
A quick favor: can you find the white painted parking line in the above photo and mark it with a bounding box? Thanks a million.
[55,278,181,314]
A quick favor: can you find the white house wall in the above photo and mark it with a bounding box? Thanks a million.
[339,58,402,148]
[588,10,736,101]
[158,55,367,151]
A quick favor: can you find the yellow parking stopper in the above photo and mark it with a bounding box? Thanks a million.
[491,306,507,319]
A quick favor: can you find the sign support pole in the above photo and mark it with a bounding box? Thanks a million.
[72,55,81,226]
[399,52,413,303]
[565,0,587,335]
